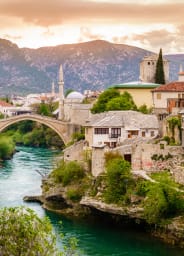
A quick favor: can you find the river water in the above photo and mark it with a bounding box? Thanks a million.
[0,146,183,256]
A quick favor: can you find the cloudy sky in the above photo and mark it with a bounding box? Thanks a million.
[0,0,183,53]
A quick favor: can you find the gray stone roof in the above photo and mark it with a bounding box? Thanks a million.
[85,111,159,129]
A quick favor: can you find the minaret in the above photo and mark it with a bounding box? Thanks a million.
[58,64,64,120]
[178,64,184,82]
[51,81,55,96]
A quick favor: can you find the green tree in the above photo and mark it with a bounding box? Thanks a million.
[0,207,59,255]
[106,92,137,111]
[91,89,120,113]
[91,89,137,113]
[138,104,151,114]
[104,158,132,203]
[65,89,74,97]
[155,48,165,84]
[0,136,15,160]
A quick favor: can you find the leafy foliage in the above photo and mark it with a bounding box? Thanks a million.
[104,158,133,204]
[0,207,59,255]
[0,136,15,160]
[66,188,83,202]
[136,172,184,224]
[4,121,64,149]
[155,48,165,84]
[91,89,137,113]
[0,206,80,256]
[51,160,85,186]
[104,151,123,166]
[138,104,151,114]
[91,88,120,113]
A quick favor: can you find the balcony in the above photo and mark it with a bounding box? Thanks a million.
[109,134,120,138]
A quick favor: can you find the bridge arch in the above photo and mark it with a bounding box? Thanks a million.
[0,114,78,145]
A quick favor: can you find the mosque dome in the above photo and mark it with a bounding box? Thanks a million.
[66,91,85,100]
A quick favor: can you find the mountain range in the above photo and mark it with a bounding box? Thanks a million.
[0,38,183,96]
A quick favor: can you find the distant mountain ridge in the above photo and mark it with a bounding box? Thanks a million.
[0,38,183,95]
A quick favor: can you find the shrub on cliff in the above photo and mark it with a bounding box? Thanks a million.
[142,175,184,224]
[52,160,85,186]
[104,158,133,204]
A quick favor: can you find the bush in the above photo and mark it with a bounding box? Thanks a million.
[0,207,58,255]
[104,158,132,204]
[104,151,123,166]
[0,136,15,160]
[144,183,168,224]
[67,188,83,202]
[142,172,184,224]
[52,160,85,186]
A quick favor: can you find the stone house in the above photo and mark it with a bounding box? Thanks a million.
[85,110,159,148]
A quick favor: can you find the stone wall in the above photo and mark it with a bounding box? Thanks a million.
[63,140,86,163]
[132,142,184,184]
[91,146,106,176]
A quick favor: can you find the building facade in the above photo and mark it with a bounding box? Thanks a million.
[85,111,159,148]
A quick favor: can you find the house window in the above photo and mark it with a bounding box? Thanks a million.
[182,94,184,99]
[157,93,161,100]
[128,130,139,138]
[142,131,146,137]
[94,128,109,134]
[151,131,155,137]
[178,94,181,98]
[111,128,121,138]
[148,62,150,65]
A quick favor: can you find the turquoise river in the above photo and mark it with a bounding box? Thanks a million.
[0,146,183,256]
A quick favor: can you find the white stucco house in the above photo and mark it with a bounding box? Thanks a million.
[85,110,159,148]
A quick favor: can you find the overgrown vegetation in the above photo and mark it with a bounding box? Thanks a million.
[51,160,85,186]
[3,121,64,149]
[91,88,151,114]
[0,136,15,160]
[65,127,85,147]
[100,151,184,224]
[50,160,89,202]
[103,152,134,204]
[0,206,79,255]
[32,101,58,117]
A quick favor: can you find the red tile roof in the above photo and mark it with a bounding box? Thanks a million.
[0,100,12,107]
[152,82,184,92]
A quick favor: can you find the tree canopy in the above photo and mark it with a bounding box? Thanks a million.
[91,89,137,113]
[155,48,165,84]
[0,206,79,255]
[0,207,59,255]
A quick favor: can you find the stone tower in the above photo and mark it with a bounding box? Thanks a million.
[58,64,64,120]
[140,54,169,84]
[51,81,55,96]
[178,64,184,82]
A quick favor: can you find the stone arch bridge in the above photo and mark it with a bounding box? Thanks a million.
[0,114,81,145]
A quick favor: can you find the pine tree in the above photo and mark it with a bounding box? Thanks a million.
[155,48,165,84]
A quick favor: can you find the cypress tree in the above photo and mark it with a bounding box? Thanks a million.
[155,48,165,84]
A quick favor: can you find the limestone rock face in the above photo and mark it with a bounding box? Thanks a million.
[80,196,144,218]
